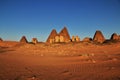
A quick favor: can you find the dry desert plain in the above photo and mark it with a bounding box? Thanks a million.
[0,41,120,80]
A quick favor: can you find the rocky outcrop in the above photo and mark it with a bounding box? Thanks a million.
[93,30,105,43]
[32,38,38,44]
[110,33,119,40]
[20,36,28,43]
[83,37,92,42]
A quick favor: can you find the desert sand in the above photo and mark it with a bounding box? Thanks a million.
[0,41,120,80]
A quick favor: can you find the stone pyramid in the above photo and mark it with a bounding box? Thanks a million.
[110,33,119,40]
[20,36,28,43]
[0,37,3,42]
[46,29,58,43]
[32,38,38,44]
[93,30,105,43]
[59,27,71,42]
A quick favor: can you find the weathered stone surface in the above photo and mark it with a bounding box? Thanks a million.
[60,35,64,42]
[93,30,105,43]
[46,29,58,43]
[50,39,55,43]
[72,36,80,42]
[32,38,38,44]
[55,35,60,42]
[20,36,28,43]
[59,27,71,42]
[72,36,75,42]
[110,33,119,40]
[83,37,92,42]
[75,36,80,42]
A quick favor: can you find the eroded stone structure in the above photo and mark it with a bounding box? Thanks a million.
[32,38,38,44]
[110,33,119,40]
[72,36,80,42]
[75,36,80,42]
[46,29,58,43]
[93,30,105,43]
[59,27,71,42]
[20,36,28,43]
[46,27,71,43]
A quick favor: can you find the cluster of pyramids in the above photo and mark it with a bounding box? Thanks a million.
[19,36,38,44]
[46,27,71,43]
[46,27,120,44]
[0,27,120,44]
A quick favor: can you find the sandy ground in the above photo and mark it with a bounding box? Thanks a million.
[0,41,120,80]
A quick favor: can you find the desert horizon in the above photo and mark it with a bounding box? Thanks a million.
[0,27,120,43]
[0,27,120,80]
[0,0,120,80]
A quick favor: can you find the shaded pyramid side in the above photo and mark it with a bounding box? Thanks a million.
[93,30,105,43]
[110,33,119,40]
[20,36,28,43]
[46,29,58,43]
[59,27,71,42]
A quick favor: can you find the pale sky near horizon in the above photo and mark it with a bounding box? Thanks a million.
[0,0,120,42]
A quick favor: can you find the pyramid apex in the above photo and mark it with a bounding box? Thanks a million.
[20,36,28,43]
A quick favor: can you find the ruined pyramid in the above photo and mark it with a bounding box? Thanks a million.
[46,29,58,43]
[110,33,119,40]
[32,38,38,44]
[93,30,105,43]
[20,36,28,43]
[59,27,71,42]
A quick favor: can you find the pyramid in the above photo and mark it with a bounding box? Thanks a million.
[93,30,105,43]
[59,27,71,42]
[46,29,58,43]
[0,37,3,42]
[110,33,119,40]
[32,38,38,44]
[20,36,28,43]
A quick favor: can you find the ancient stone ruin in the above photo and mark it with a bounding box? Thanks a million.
[83,37,92,42]
[20,36,28,43]
[46,29,58,43]
[32,38,38,44]
[110,33,119,40]
[59,27,71,42]
[72,36,80,42]
[0,38,3,42]
[46,27,71,43]
[93,30,105,43]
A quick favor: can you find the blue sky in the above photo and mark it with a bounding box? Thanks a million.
[0,0,120,42]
